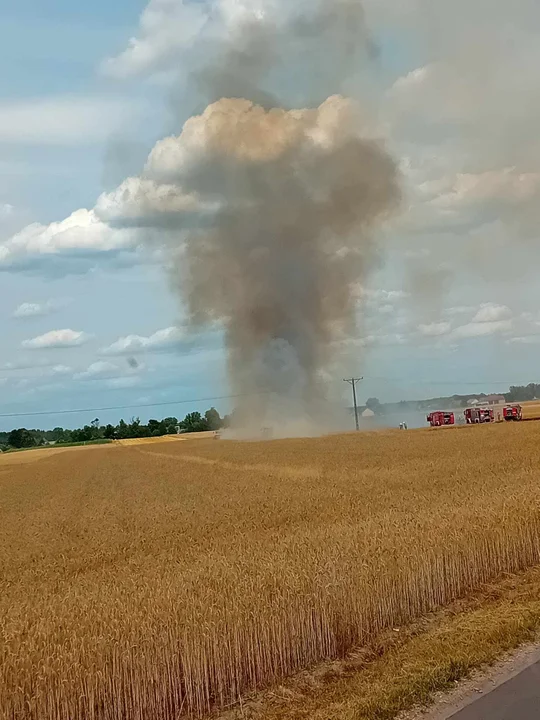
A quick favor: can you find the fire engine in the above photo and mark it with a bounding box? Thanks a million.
[464,407,494,424]
[503,404,523,421]
[427,411,455,427]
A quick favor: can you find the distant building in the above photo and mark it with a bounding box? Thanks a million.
[486,395,505,405]
[362,408,375,418]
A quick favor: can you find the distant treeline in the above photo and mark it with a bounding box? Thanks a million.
[0,408,225,451]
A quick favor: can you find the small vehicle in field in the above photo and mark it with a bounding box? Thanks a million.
[464,407,495,424]
[503,404,523,421]
[427,411,455,427]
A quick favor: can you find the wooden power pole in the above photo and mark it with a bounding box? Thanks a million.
[343,377,363,431]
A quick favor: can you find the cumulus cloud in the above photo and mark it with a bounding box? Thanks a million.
[0,95,134,145]
[95,177,207,228]
[49,365,73,376]
[101,327,189,355]
[75,361,123,380]
[21,329,91,350]
[452,320,513,339]
[472,303,512,324]
[507,336,540,345]
[0,209,138,273]
[13,300,61,318]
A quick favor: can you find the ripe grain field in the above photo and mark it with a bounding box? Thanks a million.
[1,424,540,719]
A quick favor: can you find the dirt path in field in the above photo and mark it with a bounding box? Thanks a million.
[114,436,187,447]
[134,446,322,480]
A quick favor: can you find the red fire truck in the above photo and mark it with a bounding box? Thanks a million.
[464,407,494,424]
[427,411,455,427]
[503,404,523,421]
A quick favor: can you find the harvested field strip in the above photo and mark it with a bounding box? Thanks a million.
[2,425,540,719]
[115,435,185,447]
[136,446,322,479]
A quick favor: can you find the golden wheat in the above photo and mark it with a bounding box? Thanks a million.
[1,423,540,719]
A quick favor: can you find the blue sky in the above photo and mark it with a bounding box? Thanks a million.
[1,0,540,431]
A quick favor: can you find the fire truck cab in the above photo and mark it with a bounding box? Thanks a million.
[464,407,494,424]
[427,411,455,427]
[503,404,523,421]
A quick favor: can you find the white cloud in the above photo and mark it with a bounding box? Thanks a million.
[472,303,512,324]
[49,365,73,376]
[418,322,451,337]
[443,306,476,317]
[0,203,14,218]
[0,95,134,145]
[95,177,205,227]
[13,300,60,318]
[0,209,137,272]
[101,326,187,355]
[452,320,513,339]
[102,0,208,79]
[22,329,91,350]
[75,361,122,380]
[507,336,540,345]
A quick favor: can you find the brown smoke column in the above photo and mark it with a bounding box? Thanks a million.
[148,1,401,432]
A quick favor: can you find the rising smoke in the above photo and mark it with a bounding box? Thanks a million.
[139,1,401,434]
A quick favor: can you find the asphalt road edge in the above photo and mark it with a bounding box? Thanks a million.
[402,640,540,720]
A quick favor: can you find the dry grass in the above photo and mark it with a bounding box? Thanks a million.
[2,424,540,719]
[521,400,540,420]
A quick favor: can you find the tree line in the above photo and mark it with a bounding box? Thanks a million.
[505,384,540,403]
[0,408,225,451]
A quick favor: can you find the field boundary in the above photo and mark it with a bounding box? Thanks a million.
[216,566,540,720]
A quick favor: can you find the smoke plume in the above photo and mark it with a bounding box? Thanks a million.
[137,1,401,433]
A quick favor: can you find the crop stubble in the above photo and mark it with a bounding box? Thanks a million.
[1,424,540,718]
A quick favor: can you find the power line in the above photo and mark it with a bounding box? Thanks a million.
[0,375,525,422]
[0,392,266,420]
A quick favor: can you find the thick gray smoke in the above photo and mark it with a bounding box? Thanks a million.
[114,1,401,434]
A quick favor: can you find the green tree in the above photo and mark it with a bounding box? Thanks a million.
[366,398,382,415]
[181,412,208,433]
[148,419,167,437]
[162,417,179,435]
[8,428,36,449]
[116,419,129,439]
[103,424,116,439]
[51,427,72,444]
[205,407,222,431]
[72,426,93,443]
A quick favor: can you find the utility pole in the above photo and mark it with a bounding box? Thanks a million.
[344,377,363,431]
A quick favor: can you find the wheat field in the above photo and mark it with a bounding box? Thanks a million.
[2,423,540,719]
